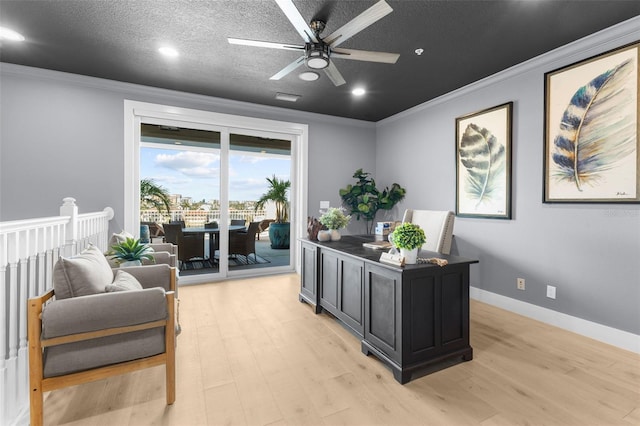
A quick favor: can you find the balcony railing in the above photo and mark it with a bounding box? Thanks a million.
[0,198,114,426]
[140,209,267,227]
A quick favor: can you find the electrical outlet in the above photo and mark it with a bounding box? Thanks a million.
[547,285,556,299]
[517,278,525,290]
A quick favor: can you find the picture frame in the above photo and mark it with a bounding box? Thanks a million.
[544,42,640,203]
[456,102,513,219]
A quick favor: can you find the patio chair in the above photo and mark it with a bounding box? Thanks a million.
[257,219,275,240]
[163,223,206,269]
[230,219,246,227]
[141,221,165,239]
[229,221,260,262]
[205,221,220,253]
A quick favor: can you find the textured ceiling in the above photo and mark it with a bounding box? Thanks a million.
[1,1,639,121]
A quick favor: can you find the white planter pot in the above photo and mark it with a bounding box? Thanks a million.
[400,248,419,264]
[317,230,332,242]
[330,229,341,241]
[119,260,142,267]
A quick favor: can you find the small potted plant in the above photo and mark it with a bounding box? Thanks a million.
[389,222,426,264]
[318,207,351,241]
[109,237,154,266]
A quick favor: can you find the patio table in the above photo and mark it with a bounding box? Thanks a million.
[183,225,246,259]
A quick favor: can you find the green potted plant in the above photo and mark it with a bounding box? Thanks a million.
[389,223,426,264]
[255,175,291,249]
[318,207,351,241]
[339,168,406,234]
[109,237,154,266]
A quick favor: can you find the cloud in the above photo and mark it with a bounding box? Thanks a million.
[236,155,268,164]
[155,151,219,179]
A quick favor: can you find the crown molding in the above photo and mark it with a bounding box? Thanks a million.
[0,62,375,129]
[378,15,640,126]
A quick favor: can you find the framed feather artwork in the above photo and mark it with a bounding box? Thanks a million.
[544,41,640,203]
[456,102,513,219]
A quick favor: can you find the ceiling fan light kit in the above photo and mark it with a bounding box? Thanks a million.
[305,42,330,69]
[228,0,399,87]
[299,71,320,81]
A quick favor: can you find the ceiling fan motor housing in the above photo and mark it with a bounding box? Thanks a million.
[305,41,330,69]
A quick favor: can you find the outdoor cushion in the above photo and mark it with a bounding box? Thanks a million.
[53,244,113,299]
[105,270,143,292]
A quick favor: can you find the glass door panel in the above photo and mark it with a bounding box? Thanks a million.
[140,123,222,278]
[227,133,292,273]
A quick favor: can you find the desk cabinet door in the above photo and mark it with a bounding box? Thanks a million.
[320,250,364,336]
[337,256,364,336]
[300,241,319,308]
[364,263,402,364]
[320,251,339,313]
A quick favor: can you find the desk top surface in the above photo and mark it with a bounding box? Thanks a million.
[302,235,478,270]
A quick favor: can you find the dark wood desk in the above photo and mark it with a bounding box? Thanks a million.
[299,235,478,384]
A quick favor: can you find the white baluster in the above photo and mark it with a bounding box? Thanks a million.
[60,197,78,257]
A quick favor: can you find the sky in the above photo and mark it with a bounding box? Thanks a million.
[140,145,291,202]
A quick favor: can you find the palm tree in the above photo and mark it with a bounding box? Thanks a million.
[255,175,290,223]
[140,178,171,214]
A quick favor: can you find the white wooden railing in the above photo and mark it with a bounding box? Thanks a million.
[0,198,114,426]
[140,208,267,227]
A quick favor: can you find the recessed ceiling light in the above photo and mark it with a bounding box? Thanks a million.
[0,26,25,41]
[275,92,301,102]
[415,48,424,56]
[299,71,320,81]
[158,46,179,57]
[352,88,366,96]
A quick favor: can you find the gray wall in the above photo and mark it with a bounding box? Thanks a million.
[0,66,376,234]
[376,19,640,334]
[2,17,638,336]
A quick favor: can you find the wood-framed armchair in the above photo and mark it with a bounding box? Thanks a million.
[28,260,177,426]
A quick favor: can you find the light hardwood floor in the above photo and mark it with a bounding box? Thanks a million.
[42,273,639,425]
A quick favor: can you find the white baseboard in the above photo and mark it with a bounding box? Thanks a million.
[470,287,640,354]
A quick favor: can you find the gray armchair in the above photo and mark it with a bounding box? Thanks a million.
[28,245,176,426]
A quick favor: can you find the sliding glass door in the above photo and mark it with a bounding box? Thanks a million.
[139,121,293,281]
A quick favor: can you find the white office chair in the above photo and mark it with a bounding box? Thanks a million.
[401,209,455,255]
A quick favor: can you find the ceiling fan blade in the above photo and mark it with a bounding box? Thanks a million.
[274,0,318,43]
[323,62,346,86]
[332,48,399,64]
[228,38,304,52]
[323,0,393,48]
[270,56,306,80]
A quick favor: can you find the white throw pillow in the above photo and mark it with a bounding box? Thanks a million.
[53,244,114,299]
[105,270,144,292]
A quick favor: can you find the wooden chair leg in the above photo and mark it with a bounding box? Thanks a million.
[166,292,176,405]
[28,294,48,426]
[29,383,44,426]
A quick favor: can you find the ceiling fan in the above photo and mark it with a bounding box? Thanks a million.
[228,0,400,86]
